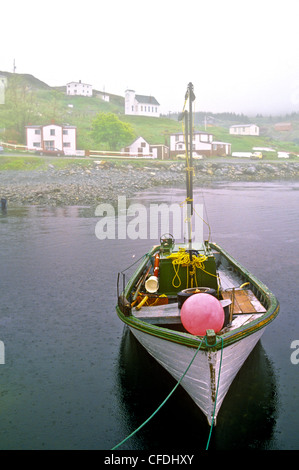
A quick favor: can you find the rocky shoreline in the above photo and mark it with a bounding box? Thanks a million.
[1,159,299,207]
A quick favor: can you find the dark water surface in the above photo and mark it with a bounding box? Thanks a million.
[0,182,299,450]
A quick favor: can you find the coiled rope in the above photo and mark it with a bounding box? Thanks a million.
[111,335,224,451]
[167,248,218,289]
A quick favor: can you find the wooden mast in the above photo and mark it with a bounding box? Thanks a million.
[186,82,195,254]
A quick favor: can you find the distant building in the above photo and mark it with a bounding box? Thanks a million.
[212,141,231,156]
[274,122,292,131]
[97,92,110,102]
[229,124,259,136]
[26,124,77,154]
[150,144,170,160]
[170,131,213,157]
[125,89,160,117]
[122,136,152,156]
[170,132,231,157]
[66,80,92,96]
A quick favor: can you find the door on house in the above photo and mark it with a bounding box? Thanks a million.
[44,140,55,150]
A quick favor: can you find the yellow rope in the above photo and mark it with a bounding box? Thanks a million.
[167,248,208,288]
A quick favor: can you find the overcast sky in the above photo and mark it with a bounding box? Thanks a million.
[1,0,299,115]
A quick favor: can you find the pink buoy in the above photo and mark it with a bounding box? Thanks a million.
[180,293,224,335]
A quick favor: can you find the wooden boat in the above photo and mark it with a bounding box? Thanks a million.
[116,83,279,426]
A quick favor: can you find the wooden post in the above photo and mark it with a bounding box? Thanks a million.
[206,329,216,346]
[230,288,235,323]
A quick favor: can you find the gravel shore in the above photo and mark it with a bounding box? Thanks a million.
[1,159,299,207]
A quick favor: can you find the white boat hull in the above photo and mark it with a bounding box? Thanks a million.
[129,326,265,425]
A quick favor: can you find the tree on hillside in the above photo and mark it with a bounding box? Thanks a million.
[91,112,135,150]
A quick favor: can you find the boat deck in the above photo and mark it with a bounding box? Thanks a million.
[133,289,266,332]
[222,289,266,314]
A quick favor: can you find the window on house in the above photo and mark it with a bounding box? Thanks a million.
[141,142,146,148]
[33,142,40,147]
[63,130,68,135]
[50,129,55,136]
[141,106,143,111]
[63,142,71,147]
[35,129,41,135]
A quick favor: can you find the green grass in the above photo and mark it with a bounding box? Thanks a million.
[0,156,45,170]
[0,155,91,171]
[197,125,299,154]
[119,115,183,145]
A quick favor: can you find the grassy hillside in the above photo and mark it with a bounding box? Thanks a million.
[199,125,299,153]
[120,115,182,145]
[1,71,299,154]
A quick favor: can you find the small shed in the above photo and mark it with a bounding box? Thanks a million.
[212,141,231,156]
[150,144,170,160]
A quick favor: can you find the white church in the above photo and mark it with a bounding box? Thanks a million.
[125,89,160,117]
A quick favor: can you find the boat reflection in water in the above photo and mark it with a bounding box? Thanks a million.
[116,327,277,451]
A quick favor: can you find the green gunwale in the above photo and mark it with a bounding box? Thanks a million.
[116,243,280,351]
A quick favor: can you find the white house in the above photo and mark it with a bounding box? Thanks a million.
[125,89,160,117]
[122,136,153,156]
[170,132,213,157]
[229,124,259,136]
[26,124,77,154]
[66,80,92,97]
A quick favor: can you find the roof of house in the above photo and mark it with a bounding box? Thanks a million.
[170,131,213,136]
[135,94,160,105]
[127,136,150,147]
[26,124,76,129]
[67,81,92,87]
[230,124,258,128]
